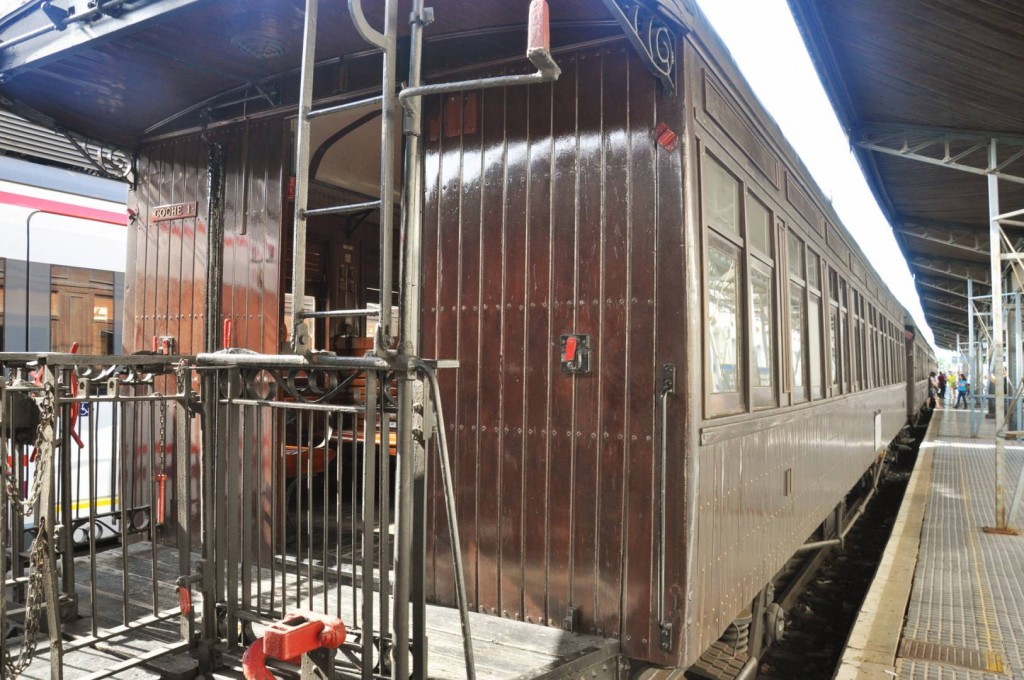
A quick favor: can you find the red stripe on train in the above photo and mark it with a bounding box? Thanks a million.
[0,190,126,226]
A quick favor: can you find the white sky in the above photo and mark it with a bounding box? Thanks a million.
[694,0,937,350]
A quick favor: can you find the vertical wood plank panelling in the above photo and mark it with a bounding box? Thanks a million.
[421,43,667,651]
[623,52,658,660]
[422,95,444,601]
[499,78,529,621]
[571,49,604,632]
[596,44,630,640]
[652,37,687,666]
[545,55,579,628]
[432,94,460,605]
[454,94,483,611]
[476,83,506,615]
[522,80,553,627]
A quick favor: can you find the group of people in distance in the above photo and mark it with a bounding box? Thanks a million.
[928,370,970,409]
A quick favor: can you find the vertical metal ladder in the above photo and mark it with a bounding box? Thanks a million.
[288,0,398,358]
[285,1,559,678]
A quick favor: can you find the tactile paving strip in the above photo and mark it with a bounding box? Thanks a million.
[896,409,1024,680]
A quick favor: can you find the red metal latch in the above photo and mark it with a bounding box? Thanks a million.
[242,611,347,680]
[563,335,578,363]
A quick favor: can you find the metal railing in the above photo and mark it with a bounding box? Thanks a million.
[196,356,397,677]
[1,353,191,678]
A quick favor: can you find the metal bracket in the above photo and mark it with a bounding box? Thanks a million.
[659,620,673,651]
[600,0,678,96]
[560,334,591,375]
[562,606,579,633]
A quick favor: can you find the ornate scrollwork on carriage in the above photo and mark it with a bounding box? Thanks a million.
[602,0,678,96]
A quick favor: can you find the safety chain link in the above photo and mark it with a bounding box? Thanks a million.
[1,381,56,678]
[1,383,54,516]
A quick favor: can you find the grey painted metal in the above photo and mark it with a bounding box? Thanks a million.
[1,259,49,353]
[307,95,385,121]
[857,127,1024,186]
[417,360,476,679]
[302,199,381,219]
[288,0,320,356]
[896,410,1024,678]
[989,139,1008,530]
[0,0,210,77]
[374,0,398,352]
[0,114,133,183]
[392,0,423,674]
[204,143,225,354]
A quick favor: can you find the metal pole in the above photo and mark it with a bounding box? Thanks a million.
[289,0,319,355]
[376,0,399,350]
[989,138,1008,531]
[392,0,422,675]
[205,143,225,354]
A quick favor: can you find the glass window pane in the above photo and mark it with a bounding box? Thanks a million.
[747,195,771,255]
[704,156,740,235]
[790,287,805,389]
[807,251,820,289]
[830,305,839,386]
[788,233,804,278]
[751,268,773,387]
[809,294,822,390]
[708,246,741,393]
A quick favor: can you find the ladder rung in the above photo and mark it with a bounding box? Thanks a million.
[300,309,380,319]
[302,200,381,218]
[307,95,385,121]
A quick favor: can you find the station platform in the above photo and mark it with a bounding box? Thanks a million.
[836,408,1024,679]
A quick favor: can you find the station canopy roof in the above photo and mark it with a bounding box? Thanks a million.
[787,0,1024,350]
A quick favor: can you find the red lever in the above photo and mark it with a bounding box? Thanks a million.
[564,336,578,362]
[224,318,233,349]
[242,611,347,680]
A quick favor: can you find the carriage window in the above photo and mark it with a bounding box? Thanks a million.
[807,251,820,289]
[704,156,740,235]
[809,293,823,395]
[788,232,805,278]
[751,267,774,390]
[747,195,771,255]
[708,245,742,395]
[829,305,840,387]
[790,288,805,394]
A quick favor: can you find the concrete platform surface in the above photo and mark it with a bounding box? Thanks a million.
[836,408,1024,680]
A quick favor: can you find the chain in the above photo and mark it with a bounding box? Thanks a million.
[0,383,54,516]
[1,381,56,678]
[158,398,167,472]
[4,531,49,677]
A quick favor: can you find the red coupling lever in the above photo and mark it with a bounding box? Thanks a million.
[242,611,347,680]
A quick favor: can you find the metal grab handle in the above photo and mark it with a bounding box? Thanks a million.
[657,364,676,646]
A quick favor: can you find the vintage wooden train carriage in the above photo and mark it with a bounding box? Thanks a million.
[0,0,933,674]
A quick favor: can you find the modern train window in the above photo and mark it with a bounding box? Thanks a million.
[706,239,744,414]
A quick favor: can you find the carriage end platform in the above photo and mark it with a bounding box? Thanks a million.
[836,408,1024,679]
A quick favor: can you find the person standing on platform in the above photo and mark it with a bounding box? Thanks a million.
[928,371,939,409]
[955,374,968,409]
[937,371,948,402]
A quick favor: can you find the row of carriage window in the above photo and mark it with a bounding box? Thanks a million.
[703,153,907,417]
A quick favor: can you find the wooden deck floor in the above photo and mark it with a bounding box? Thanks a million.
[14,542,617,679]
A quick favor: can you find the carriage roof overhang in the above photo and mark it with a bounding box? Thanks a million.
[786,0,1024,351]
[0,0,694,156]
